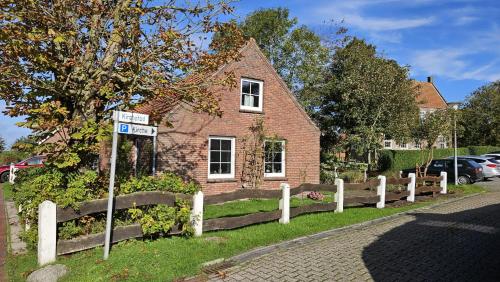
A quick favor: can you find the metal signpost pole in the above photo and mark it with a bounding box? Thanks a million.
[152,135,157,176]
[104,111,119,260]
[454,114,458,185]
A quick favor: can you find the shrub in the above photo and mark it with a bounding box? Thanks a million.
[0,150,29,165]
[468,146,500,155]
[320,166,336,185]
[339,171,365,183]
[11,168,199,247]
[378,147,470,172]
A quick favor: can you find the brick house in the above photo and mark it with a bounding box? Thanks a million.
[137,39,320,195]
[383,76,450,150]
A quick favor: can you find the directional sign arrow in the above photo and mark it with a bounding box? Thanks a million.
[118,123,157,137]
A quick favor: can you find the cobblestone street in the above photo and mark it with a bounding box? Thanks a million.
[209,190,500,281]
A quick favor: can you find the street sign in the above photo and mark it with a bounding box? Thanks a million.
[117,111,149,125]
[104,111,156,260]
[118,123,157,137]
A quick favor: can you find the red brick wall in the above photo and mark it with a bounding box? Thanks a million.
[156,41,320,195]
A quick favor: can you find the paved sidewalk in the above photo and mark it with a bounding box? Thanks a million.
[0,185,9,282]
[209,192,500,281]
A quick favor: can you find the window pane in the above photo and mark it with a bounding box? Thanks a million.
[242,94,254,107]
[253,95,259,107]
[220,163,230,174]
[250,82,260,95]
[220,140,231,151]
[265,163,273,173]
[242,81,251,94]
[273,152,282,162]
[210,151,220,162]
[273,142,282,151]
[273,163,282,173]
[210,163,220,174]
[265,151,273,162]
[221,151,231,162]
[210,139,220,150]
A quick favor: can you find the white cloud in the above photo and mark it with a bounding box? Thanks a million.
[310,0,436,31]
[453,16,478,26]
[410,48,500,82]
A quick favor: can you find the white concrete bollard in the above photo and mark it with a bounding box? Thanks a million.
[38,200,57,266]
[9,163,17,184]
[190,191,204,237]
[407,173,416,202]
[279,183,290,224]
[376,175,386,209]
[440,171,447,194]
[334,178,344,213]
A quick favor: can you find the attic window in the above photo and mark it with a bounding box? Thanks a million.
[240,78,263,112]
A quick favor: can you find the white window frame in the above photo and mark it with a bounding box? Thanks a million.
[240,78,263,112]
[264,140,286,178]
[207,136,235,179]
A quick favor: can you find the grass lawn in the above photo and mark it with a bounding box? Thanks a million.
[6,184,485,282]
[2,182,13,201]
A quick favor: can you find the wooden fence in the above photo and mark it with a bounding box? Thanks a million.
[37,171,447,266]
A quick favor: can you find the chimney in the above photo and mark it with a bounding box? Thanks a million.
[427,76,433,83]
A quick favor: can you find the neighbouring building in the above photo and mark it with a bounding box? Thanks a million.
[137,39,320,195]
[383,76,450,150]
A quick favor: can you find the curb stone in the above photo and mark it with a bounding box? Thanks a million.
[227,192,483,264]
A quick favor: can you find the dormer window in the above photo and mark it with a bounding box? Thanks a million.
[240,78,263,112]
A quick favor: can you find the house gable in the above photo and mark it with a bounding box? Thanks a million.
[145,39,320,194]
[414,81,448,110]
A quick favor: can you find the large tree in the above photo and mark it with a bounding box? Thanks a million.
[239,8,329,110]
[317,38,418,165]
[0,0,244,169]
[458,81,500,146]
[412,109,452,176]
[0,135,5,152]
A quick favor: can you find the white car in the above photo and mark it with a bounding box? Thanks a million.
[449,156,500,179]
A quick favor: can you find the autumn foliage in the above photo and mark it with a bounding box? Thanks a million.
[0,0,244,168]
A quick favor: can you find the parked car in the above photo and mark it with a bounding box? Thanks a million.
[401,158,483,184]
[0,156,46,183]
[446,156,500,180]
[483,154,500,162]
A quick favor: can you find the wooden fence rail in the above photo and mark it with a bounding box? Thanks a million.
[37,171,447,266]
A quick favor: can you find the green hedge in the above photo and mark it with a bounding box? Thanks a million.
[468,146,500,155]
[378,145,499,172]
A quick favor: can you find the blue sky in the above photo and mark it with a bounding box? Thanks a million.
[1,0,499,147]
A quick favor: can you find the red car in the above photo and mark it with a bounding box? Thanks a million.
[0,156,46,183]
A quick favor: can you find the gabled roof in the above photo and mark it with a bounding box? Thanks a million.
[135,38,320,132]
[413,80,448,109]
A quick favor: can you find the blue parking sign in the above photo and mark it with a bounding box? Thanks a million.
[119,124,129,133]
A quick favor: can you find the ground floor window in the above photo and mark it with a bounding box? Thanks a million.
[208,136,235,179]
[264,140,285,177]
[384,140,392,148]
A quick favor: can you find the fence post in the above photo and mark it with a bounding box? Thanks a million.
[376,175,386,209]
[440,171,447,194]
[334,178,344,213]
[9,163,16,184]
[190,191,204,237]
[407,173,416,202]
[279,183,290,224]
[38,200,57,266]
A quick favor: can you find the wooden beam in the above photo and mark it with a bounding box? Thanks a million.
[57,191,192,223]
